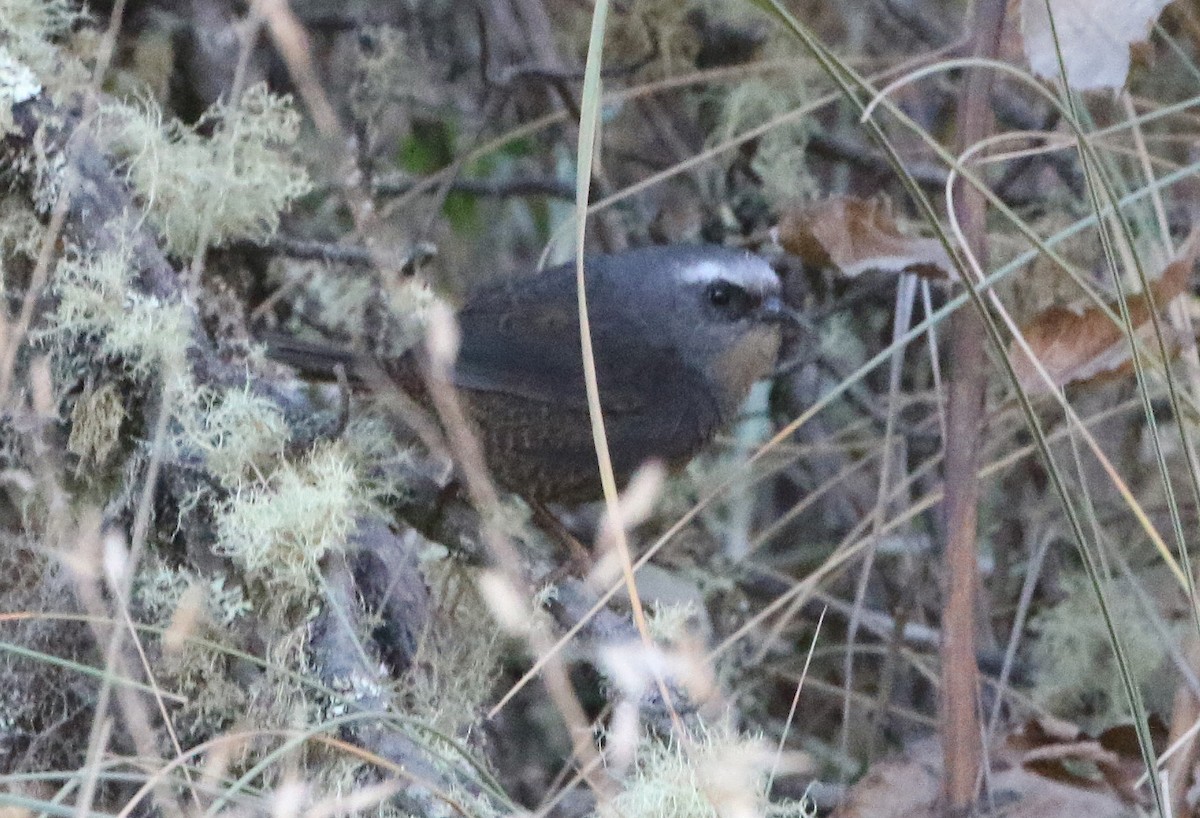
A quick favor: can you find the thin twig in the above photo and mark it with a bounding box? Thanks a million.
[373,174,575,200]
[939,0,1007,808]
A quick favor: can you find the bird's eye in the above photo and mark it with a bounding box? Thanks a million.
[708,282,733,307]
[706,281,752,317]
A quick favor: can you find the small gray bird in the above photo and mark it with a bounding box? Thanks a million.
[268,244,790,504]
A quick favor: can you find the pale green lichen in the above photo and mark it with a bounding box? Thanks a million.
[175,385,291,490]
[402,565,502,737]
[352,26,442,128]
[213,442,362,591]
[0,195,43,257]
[0,45,41,134]
[100,83,312,258]
[1030,574,1174,729]
[646,601,704,643]
[281,259,434,358]
[714,75,819,207]
[133,560,252,628]
[207,575,254,625]
[130,558,254,741]
[602,725,813,818]
[0,0,85,92]
[134,559,201,623]
[67,381,126,470]
[0,0,81,50]
[341,414,418,505]
[28,135,67,214]
[46,245,192,377]
[0,195,44,295]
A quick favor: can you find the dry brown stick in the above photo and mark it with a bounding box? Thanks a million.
[420,306,615,804]
[310,526,459,801]
[940,0,1008,810]
[373,174,576,200]
[255,0,399,277]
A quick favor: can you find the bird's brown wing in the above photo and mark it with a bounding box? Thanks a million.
[463,361,723,502]
[453,261,658,412]
[455,268,724,497]
[263,266,726,501]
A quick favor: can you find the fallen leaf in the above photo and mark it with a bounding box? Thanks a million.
[1008,237,1197,394]
[1007,716,1167,807]
[1021,0,1172,90]
[829,744,941,818]
[831,734,1133,818]
[1097,717,1170,758]
[1009,714,1087,750]
[774,196,955,280]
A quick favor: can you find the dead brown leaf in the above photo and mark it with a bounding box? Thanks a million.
[774,196,956,280]
[1008,236,1197,394]
[829,744,941,818]
[1004,717,1167,806]
[830,735,1133,818]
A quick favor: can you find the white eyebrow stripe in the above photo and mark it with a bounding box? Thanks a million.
[677,259,731,285]
[677,255,779,291]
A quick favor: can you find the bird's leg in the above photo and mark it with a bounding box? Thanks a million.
[529,499,593,576]
[434,477,463,512]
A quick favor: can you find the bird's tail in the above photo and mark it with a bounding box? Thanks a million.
[261,332,365,382]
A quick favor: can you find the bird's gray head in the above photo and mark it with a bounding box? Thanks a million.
[593,245,788,419]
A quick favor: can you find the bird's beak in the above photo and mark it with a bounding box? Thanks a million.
[756,295,803,327]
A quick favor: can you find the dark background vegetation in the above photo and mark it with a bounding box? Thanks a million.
[4,0,1200,816]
